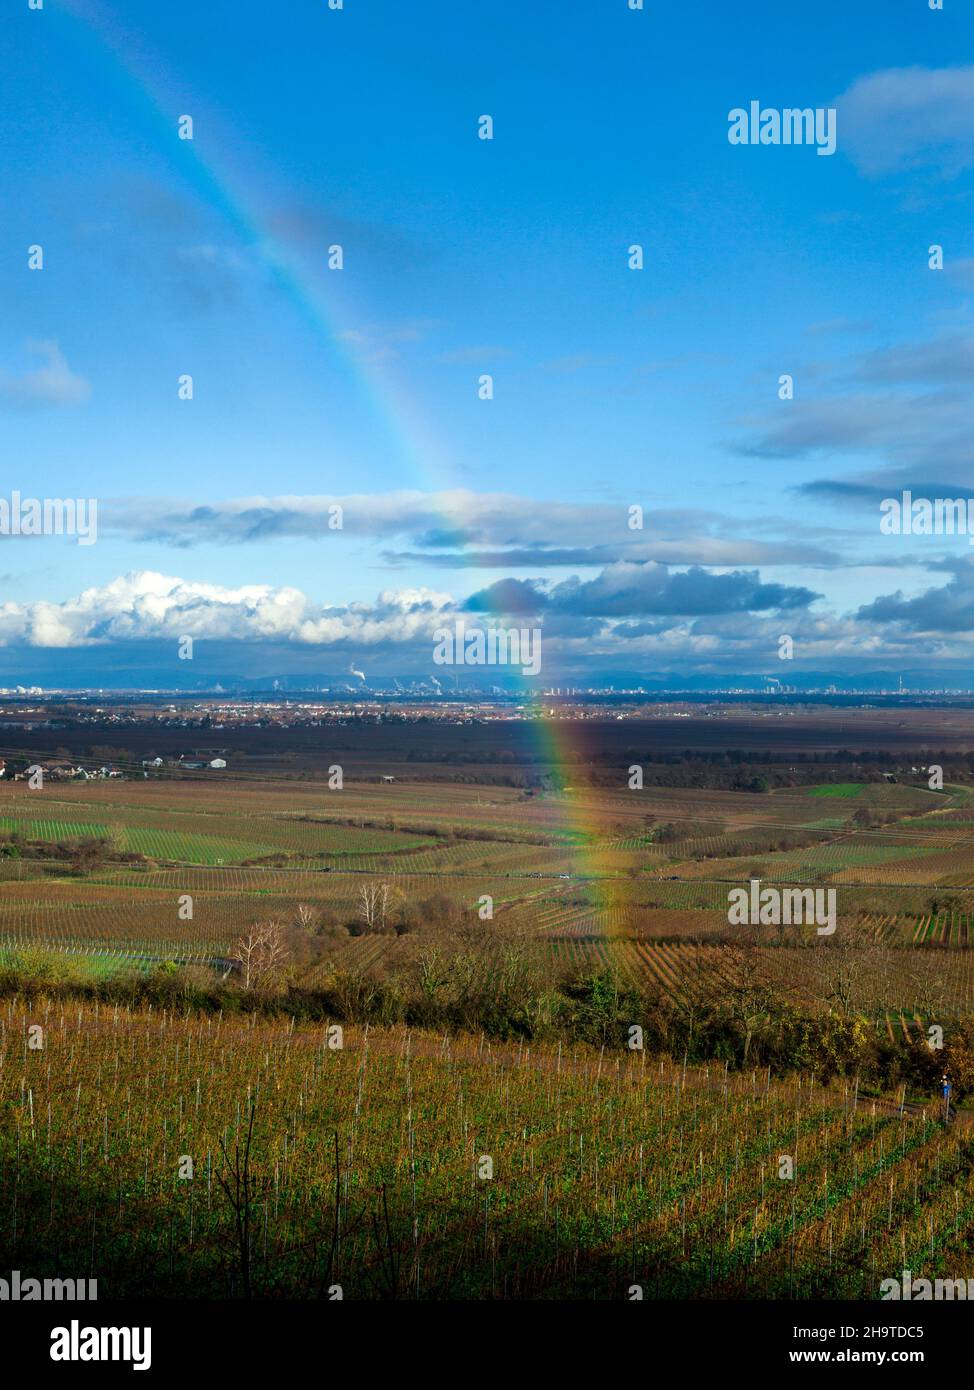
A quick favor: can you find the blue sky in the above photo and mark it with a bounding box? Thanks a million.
[1,0,973,686]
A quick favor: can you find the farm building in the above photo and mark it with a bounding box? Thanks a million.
[44,760,89,781]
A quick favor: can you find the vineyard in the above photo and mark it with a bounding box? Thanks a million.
[2,1000,972,1299]
[0,776,972,1026]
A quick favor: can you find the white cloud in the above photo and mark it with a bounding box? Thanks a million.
[0,341,90,409]
[336,319,439,362]
[0,571,456,649]
[837,66,974,177]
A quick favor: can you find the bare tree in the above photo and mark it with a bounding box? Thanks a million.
[822,923,890,1018]
[216,1103,259,1298]
[357,882,397,933]
[720,943,782,1064]
[294,902,319,932]
[909,956,949,1023]
[357,884,380,931]
[418,948,448,999]
[231,921,289,990]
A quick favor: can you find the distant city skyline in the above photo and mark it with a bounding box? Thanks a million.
[3,1,974,684]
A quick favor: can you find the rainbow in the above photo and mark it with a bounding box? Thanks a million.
[59,0,632,963]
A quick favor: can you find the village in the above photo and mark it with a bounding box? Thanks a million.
[5,753,228,781]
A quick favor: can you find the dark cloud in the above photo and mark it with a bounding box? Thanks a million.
[735,334,974,471]
[610,619,674,638]
[107,494,841,570]
[852,335,974,385]
[465,563,819,619]
[535,613,604,638]
[736,394,930,460]
[801,478,974,505]
[856,558,974,632]
[386,546,612,568]
[464,578,546,615]
[383,536,839,568]
[549,565,818,617]
[799,479,889,504]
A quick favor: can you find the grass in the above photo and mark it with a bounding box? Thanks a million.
[806,784,866,798]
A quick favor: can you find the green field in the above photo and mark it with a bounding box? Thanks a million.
[806,783,866,798]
